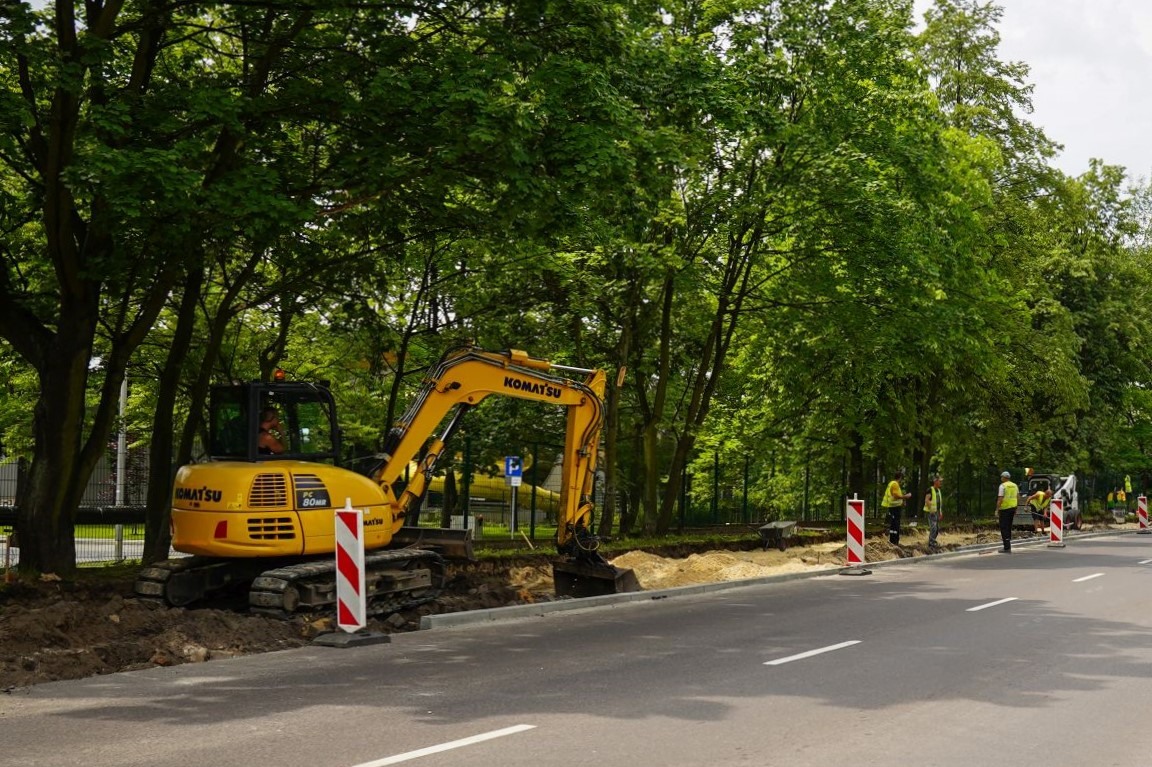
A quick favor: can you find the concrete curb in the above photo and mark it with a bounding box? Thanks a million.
[419,528,1132,631]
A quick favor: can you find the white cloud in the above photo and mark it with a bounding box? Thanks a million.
[916,0,1152,183]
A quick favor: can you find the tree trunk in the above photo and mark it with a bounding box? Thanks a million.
[142,268,204,564]
[440,469,457,529]
[617,427,644,536]
[847,432,866,502]
[596,366,623,539]
[16,337,98,574]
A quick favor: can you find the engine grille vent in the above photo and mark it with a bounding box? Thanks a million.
[294,474,325,489]
[249,473,289,508]
[247,516,296,540]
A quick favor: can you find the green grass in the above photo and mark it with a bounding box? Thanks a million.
[75,525,145,541]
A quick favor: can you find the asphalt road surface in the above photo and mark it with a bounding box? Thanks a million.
[3,534,1152,767]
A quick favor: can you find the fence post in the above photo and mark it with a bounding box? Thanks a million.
[803,455,810,522]
[742,455,749,524]
[710,451,718,524]
[529,442,539,540]
[462,436,471,532]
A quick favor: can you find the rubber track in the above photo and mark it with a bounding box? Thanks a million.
[135,550,446,618]
[249,548,446,616]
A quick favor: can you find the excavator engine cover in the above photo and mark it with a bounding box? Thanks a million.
[553,560,641,598]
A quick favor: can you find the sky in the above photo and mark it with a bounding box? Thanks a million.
[916,0,1152,183]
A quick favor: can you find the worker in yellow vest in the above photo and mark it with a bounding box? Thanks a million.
[1026,485,1052,534]
[996,470,1019,553]
[924,474,944,549]
[882,470,912,545]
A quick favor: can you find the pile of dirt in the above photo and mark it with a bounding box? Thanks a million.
[0,524,1109,691]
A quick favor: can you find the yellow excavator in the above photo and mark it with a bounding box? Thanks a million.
[135,347,638,614]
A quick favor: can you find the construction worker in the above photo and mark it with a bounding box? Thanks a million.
[995,470,1019,553]
[1026,484,1052,534]
[924,474,943,549]
[882,470,912,545]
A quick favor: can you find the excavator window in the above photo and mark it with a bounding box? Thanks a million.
[207,382,341,462]
[278,396,336,457]
[209,390,249,458]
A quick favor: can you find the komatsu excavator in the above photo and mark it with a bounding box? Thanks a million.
[135,347,638,614]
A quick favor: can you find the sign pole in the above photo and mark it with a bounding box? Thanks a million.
[505,455,523,539]
[1138,496,1149,534]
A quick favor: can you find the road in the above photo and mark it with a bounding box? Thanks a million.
[3,534,1152,767]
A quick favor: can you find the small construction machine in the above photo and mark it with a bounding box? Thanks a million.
[1012,472,1081,531]
[135,347,638,614]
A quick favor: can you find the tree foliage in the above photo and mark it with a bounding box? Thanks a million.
[2,0,1150,570]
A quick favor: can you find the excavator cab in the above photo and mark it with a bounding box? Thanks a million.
[207,381,341,463]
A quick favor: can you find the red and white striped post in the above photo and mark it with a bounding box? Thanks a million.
[335,498,367,633]
[1138,496,1149,535]
[1048,497,1066,549]
[841,495,871,576]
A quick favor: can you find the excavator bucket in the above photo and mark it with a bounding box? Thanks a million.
[553,559,641,598]
[391,526,476,561]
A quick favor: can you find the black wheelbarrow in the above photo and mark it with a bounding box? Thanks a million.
[757,520,797,551]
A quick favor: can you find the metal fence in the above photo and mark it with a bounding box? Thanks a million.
[3,447,1144,568]
[674,457,1149,528]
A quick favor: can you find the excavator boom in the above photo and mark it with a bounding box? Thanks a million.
[376,347,637,597]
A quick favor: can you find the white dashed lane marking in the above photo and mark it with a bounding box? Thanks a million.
[349,724,536,766]
[967,597,1018,612]
[764,640,861,666]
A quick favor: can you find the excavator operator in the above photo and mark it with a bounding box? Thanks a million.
[258,408,286,454]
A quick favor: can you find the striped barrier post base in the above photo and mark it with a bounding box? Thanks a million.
[841,496,871,576]
[1048,498,1066,549]
[336,499,367,633]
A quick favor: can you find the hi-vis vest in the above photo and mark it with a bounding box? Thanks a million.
[882,480,904,508]
[1029,492,1050,511]
[999,481,1019,510]
[924,486,942,513]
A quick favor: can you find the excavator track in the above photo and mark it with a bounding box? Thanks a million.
[135,549,446,617]
[249,549,446,617]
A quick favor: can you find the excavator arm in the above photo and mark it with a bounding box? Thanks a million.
[375,346,636,596]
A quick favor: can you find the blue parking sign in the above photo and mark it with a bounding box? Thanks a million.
[505,455,523,486]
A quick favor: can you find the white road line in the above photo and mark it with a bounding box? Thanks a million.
[1139,559,1152,565]
[967,597,1018,612]
[1073,573,1105,583]
[350,724,536,766]
[764,640,860,666]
